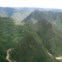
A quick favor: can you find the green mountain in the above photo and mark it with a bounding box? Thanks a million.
[20,10,62,60]
[13,30,58,62]
[0,17,59,62]
[0,17,17,62]
[0,8,62,62]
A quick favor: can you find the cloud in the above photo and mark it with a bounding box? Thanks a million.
[0,0,62,9]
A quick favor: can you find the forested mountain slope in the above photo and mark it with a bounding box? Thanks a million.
[0,7,62,62]
[0,17,59,62]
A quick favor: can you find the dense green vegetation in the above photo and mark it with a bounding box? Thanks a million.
[0,9,62,62]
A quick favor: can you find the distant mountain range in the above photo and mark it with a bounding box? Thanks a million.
[0,7,62,17]
[0,7,62,31]
[0,7,62,30]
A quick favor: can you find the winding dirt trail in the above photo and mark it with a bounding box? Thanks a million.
[6,48,62,62]
[6,48,16,62]
[55,56,62,61]
[48,52,62,61]
[6,48,12,62]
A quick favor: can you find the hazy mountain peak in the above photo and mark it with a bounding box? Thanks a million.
[11,10,34,25]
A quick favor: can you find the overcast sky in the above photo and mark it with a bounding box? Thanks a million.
[0,0,62,9]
